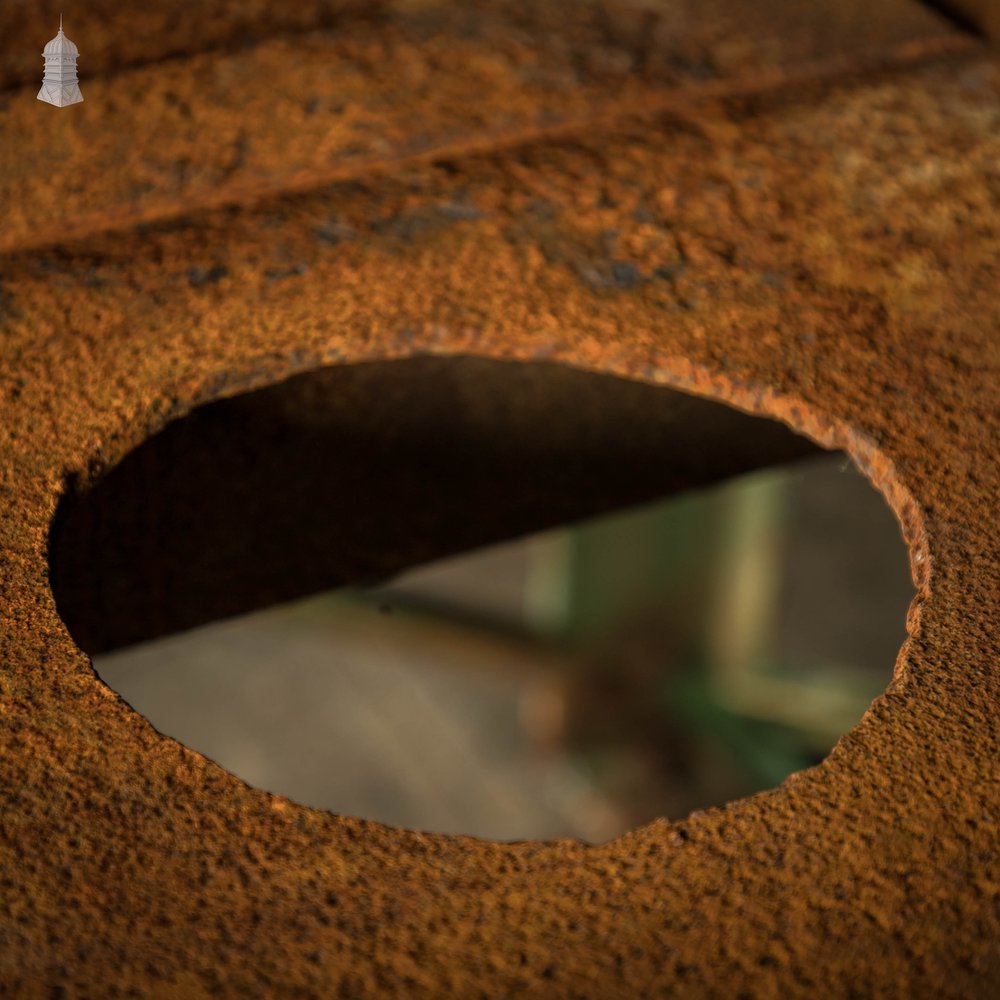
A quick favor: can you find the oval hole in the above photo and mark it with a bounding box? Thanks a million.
[48,357,913,842]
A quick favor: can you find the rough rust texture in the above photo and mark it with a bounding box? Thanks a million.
[0,0,968,253]
[0,1,389,91]
[1,0,999,996]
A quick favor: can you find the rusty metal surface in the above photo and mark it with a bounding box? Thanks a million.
[1,0,999,995]
[0,0,968,253]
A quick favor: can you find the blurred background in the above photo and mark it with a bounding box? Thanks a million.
[94,448,913,844]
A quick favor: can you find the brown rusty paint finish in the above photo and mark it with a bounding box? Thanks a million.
[1,1,1000,997]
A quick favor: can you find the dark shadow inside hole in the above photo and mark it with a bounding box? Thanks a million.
[49,356,922,841]
[49,356,822,655]
[48,356,917,840]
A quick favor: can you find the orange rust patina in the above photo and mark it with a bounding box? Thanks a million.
[1,1,1000,996]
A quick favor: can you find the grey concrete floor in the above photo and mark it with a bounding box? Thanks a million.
[94,452,913,844]
[96,595,626,843]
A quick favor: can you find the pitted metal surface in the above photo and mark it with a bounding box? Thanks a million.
[1,1,999,995]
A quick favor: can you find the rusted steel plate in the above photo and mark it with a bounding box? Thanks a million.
[1,1,999,996]
[0,0,960,92]
[0,0,389,92]
[0,0,967,253]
